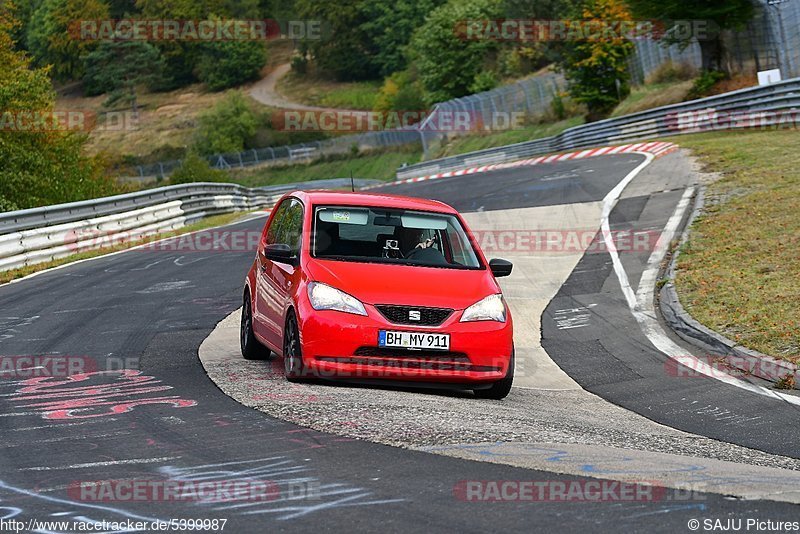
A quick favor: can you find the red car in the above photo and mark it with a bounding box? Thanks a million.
[241,190,515,399]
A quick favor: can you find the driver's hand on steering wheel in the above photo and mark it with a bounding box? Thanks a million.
[415,237,436,250]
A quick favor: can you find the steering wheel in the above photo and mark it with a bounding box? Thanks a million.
[404,246,447,265]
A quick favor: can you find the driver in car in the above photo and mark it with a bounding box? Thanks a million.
[397,226,436,257]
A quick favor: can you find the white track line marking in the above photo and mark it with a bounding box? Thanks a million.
[20,456,181,471]
[602,153,800,406]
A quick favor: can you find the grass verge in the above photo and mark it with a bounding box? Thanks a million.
[276,72,381,110]
[675,129,800,362]
[0,211,251,285]
[611,80,694,117]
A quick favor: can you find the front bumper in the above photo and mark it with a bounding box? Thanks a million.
[296,299,513,384]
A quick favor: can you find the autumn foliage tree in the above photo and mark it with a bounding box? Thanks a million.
[558,0,635,121]
[26,0,109,80]
[0,3,116,211]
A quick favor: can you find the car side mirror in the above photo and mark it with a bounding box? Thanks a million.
[263,243,297,265]
[489,258,513,278]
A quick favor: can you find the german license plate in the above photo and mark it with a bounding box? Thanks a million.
[378,330,450,351]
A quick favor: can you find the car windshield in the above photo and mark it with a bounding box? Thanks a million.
[312,205,482,269]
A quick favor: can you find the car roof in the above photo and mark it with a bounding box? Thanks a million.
[287,190,458,214]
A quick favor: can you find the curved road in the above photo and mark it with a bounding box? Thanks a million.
[1,151,798,532]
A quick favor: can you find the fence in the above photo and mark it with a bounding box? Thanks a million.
[629,0,800,83]
[396,77,800,180]
[417,73,565,157]
[132,130,421,181]
[0,178,378,272]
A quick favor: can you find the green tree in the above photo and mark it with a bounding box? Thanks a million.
[196,39,267,91]
[170,152,228,184]
[409,0,503,103]
[558,0,635,121]
[374,69,427,114]
[134,0,264,89]
[83,40,165,114]
[26,0,109,80]
[294,0,380,81]
[193,92,258,155]
[360,0,447,77]
[625,0,754,73]
[1,3,116,210]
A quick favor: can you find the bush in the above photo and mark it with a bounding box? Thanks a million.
[193,92,258,155]
[196,40,267,91]
[469,70,498,94]
[551,91,566,121]
[169,152,228,184]
[374,70,427,114]
[290,50,309,75]
[0,196,19,213]
[687,70,727,100]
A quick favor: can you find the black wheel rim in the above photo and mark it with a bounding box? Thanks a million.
[241,300,251,351]
[284,320,297,375]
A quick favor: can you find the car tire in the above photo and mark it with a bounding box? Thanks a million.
[283,312,307,382]
[241,292,271,360]
[473,350,514,400]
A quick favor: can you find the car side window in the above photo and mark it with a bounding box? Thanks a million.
[283,200,304,256]
[264,198,303,255]
[265,200,290,245]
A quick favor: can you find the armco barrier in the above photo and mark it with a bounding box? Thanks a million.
[0,178,378,273]
[397,77,800,180]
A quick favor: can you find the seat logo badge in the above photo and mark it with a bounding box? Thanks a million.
[409,310,421,321]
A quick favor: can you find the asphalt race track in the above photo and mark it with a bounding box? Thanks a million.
[1,151,799,532]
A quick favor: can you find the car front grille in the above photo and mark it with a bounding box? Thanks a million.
[375,305,453,326]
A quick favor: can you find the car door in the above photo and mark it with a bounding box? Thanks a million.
[257,198,304,350]
[254,199,290,349]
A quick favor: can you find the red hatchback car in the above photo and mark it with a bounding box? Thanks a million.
[241,190,515,399]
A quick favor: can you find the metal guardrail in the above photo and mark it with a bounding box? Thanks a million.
[0,178,379,272]
[397,78,800,180]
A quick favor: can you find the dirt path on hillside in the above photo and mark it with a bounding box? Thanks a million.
[249,63,345,112]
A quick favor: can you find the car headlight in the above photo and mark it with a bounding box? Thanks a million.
[460,294,506,323]
[307,282,367,316]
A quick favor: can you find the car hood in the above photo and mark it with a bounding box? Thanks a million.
[306,258,499,310]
